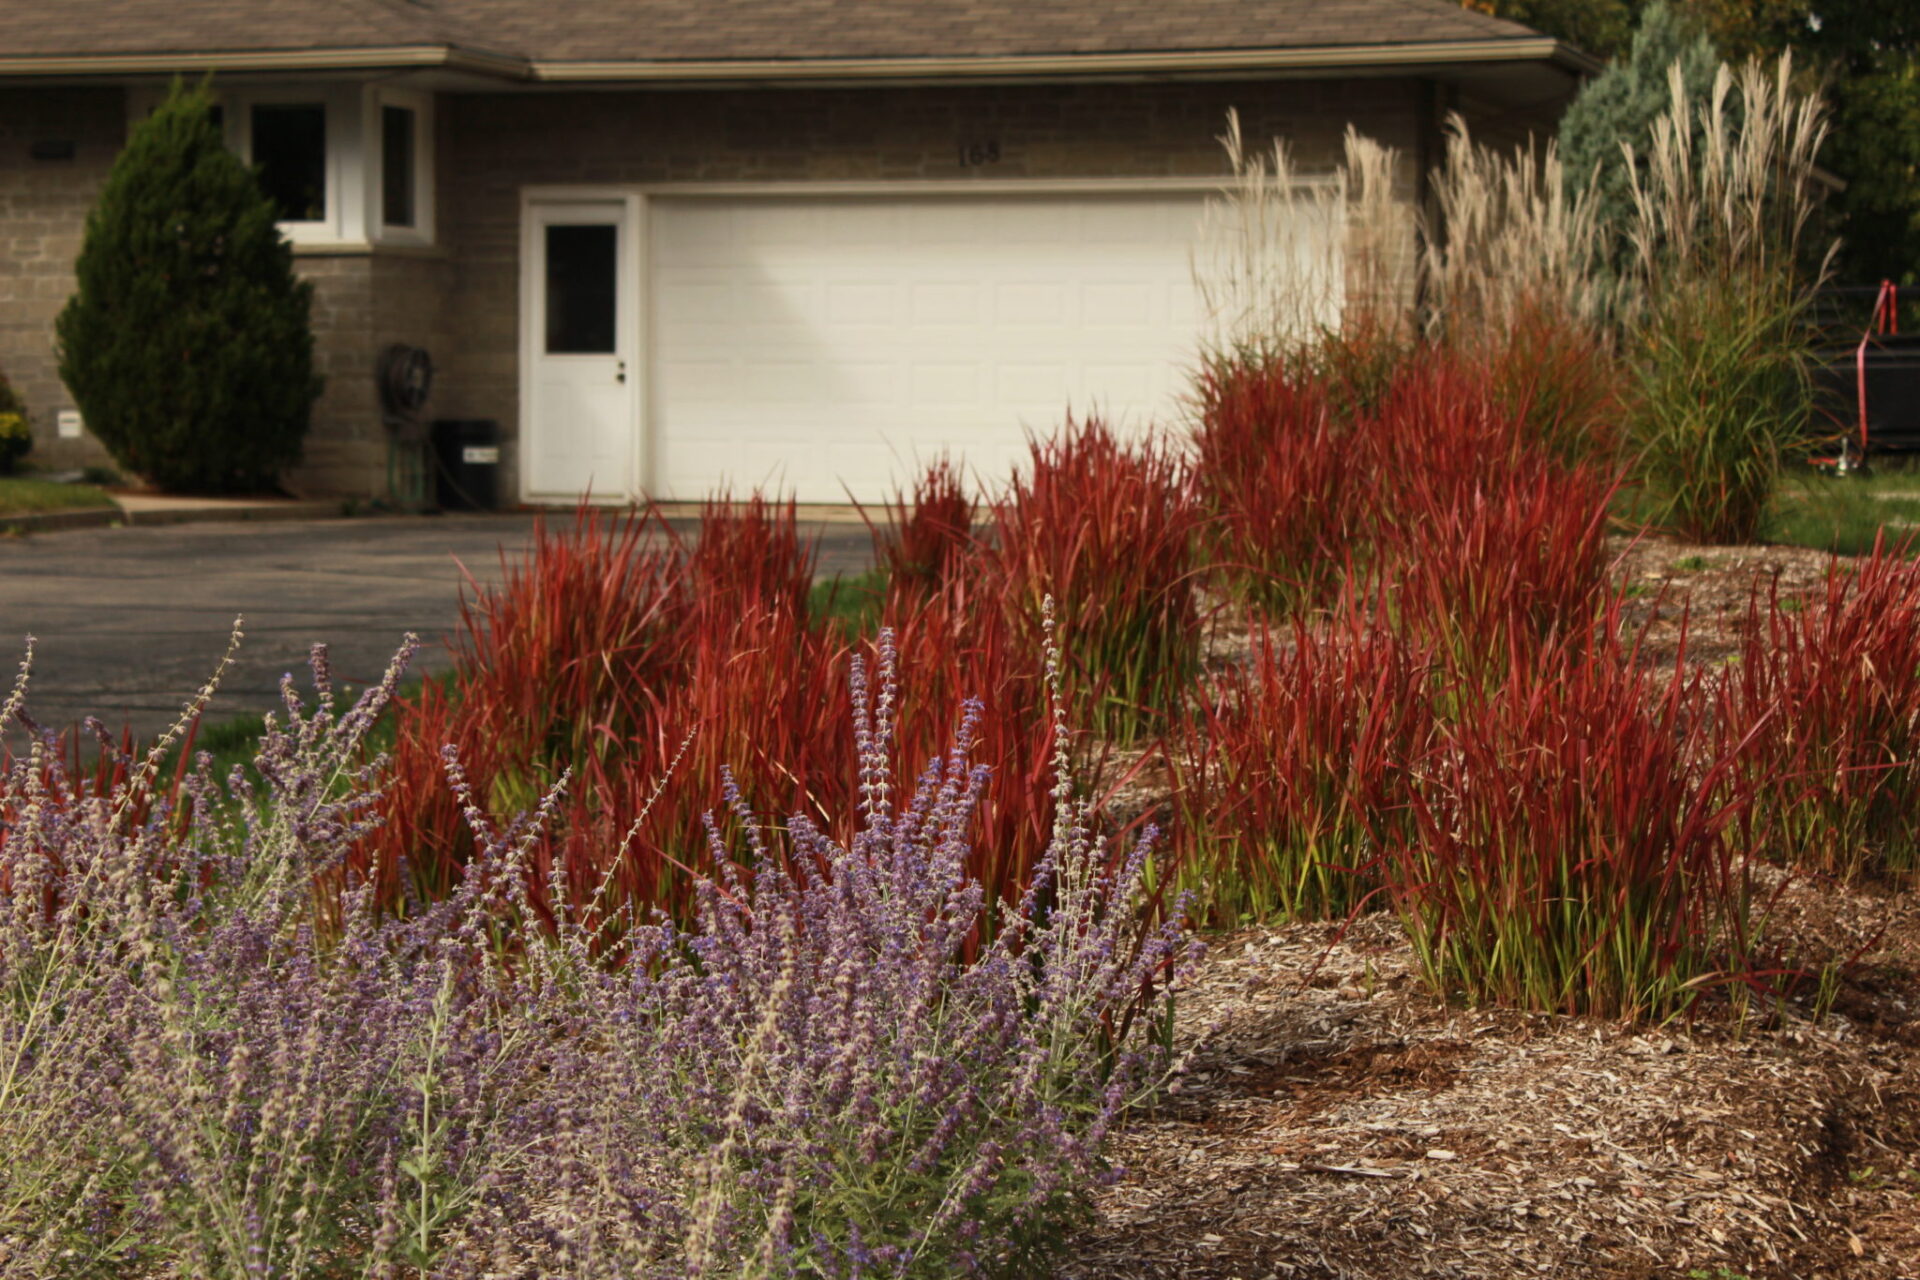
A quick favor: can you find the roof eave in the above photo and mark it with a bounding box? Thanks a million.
[0,44,531,80]
[0,38,1596,85]
[532,39,1598,84]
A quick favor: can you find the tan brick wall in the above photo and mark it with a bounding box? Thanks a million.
[287,250,453,498]
[0,88,122,472]
[434,78,1427,501]
[0,87,452,495]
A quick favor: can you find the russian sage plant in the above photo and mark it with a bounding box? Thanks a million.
[0,620,1191,1278]
[466,627,1196,1277]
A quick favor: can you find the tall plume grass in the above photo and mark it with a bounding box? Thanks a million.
[1192,112,1414,372]
[1621,55,1836,541]
[1420,118,1608,343]
[1417,120,1624,464]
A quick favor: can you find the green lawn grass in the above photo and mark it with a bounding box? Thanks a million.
[809,568,889,643]
[0,475,115,515]
[1765,467,1920,555]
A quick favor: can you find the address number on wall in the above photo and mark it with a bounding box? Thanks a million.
[958,141,1002,168]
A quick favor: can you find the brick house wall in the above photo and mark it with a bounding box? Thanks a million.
[0,88,122,473]
[0,87,451,494]
[290,250,454,498]
[4,76,1460,499]
[431,77,1429,502]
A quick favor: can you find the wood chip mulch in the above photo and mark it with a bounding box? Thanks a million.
[1063,894,1918,1280]
[1064,543,1920,1279]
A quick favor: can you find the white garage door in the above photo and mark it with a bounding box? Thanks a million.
[647,190,1212,503]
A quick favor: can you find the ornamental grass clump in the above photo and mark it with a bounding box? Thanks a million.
[352,505,690,911]
[1353,357,1620,687]
[1381,615,1775,1021]
[1166,603,1432,925]
[1715,536,1920,882]
[0,625,1193,1277]
[985,417,1204,745]
[866,458,977,597]
[1190,355,1360,615]
[1621,56,1834,541]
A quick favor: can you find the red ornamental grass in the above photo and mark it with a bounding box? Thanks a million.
[1365,451,1619,688]
[350,506,685,913]
[864,456,977,595]
[1191,353,1360,615]
[354,496,834,928]
[1382,616,1777,1021]
[1716,534,1920,881]
[1351,356,1619,684]
[1469,298,1626,468]
[450,504,687,764]
[1166,602,1432,926]
[985,416,1205,744]
[685,490,817,626]
[879,572,1069,922]
[560,597,855,931]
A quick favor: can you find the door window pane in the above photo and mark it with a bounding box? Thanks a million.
[545,224,618,354]
[251,104,327,222]
[382,105,416,228]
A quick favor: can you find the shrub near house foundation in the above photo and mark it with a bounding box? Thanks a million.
[55,81,320,494]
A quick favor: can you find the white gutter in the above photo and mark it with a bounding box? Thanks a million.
[0,38,1597,84]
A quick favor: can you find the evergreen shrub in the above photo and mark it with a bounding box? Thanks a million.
[55,80,320,493]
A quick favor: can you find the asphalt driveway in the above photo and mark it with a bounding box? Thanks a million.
[0,512,874,745]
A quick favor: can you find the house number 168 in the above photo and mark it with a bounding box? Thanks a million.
[958,141,1002,167]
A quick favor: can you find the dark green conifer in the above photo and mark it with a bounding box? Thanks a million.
[56,80,320,493]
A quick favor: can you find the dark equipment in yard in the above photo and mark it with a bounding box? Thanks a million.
[1811,281,1920,467]
[431,419,501,512]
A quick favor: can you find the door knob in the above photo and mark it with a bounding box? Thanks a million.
[615,359,627,384]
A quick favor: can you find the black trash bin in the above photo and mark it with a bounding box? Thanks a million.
[431,419,500,511]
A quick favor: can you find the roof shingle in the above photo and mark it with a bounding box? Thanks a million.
[0,0,1547,66]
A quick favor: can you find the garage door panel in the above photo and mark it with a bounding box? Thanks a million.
[648,191,1219,502]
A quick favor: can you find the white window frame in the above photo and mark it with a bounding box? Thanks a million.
[125,81,436,249]
[369,86,435,246]
[229,84,363,245]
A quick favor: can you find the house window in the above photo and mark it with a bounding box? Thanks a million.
[381,104,416,228]
[251,103,328,223]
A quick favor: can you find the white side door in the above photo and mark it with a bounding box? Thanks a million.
[523,198,637,500]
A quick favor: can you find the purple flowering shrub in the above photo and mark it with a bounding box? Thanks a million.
[0,624,1194,1278]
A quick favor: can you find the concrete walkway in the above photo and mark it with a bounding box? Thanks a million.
[0,509,875,745]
